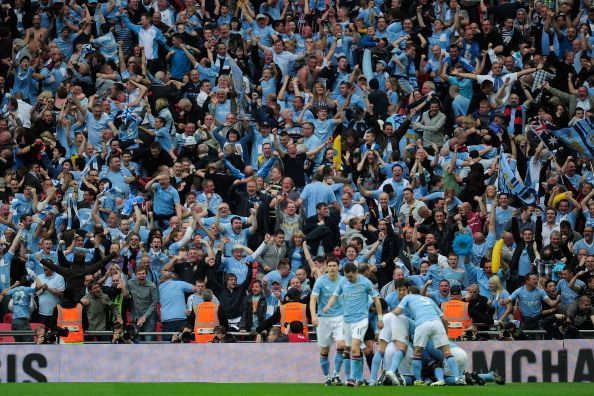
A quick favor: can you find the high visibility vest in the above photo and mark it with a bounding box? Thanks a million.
[193,302,220,343]
[56,304,84,343]
[279,302,308,335]
[441,300,472,339]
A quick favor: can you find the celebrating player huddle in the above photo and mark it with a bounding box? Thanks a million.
[311,267,504,387]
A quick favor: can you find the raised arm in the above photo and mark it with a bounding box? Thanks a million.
[8,227,23,255]
[581,188,594,211]
[85,252,117,275]
[240,2,255,23]
[302,241,318,275]
[248,204,259,233]
[450,68,477,80]
[416,5,426,28]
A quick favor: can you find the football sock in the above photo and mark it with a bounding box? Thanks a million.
[412,357,423,380]
[445,354,460,379]
[370,350,384,383]
[434,367,445,382]
[351,355,364,382]
[333,349,345,376]
[480,372,495,382]
[389,349,405,373]
[320,354,330,377]
[344,353,351,380]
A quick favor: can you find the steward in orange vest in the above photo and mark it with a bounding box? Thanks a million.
[56,303,84,343]
[255,287,310,335]
[441,290,472,339]
[192,290,220,343]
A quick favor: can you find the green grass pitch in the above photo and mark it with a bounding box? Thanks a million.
[4,382,594,396]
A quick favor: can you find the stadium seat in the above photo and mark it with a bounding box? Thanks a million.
[155,321,163,341]
[2,313,12,324]
[0,323,15,343]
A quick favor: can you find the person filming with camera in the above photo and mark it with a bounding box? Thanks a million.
[111,323,136,344]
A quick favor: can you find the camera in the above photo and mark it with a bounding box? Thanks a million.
[549,315,579,339]
[122,324,138,341]
[171,330,193,343]
[112,323,138,343]
[42,326,69,344]
[463,329,477,341]
[498,322,523,341]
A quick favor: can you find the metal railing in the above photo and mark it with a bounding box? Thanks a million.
[1,328,593,344]
[0,325,319,344]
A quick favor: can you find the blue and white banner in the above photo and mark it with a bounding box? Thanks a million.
[227,56,244,99]
[551,117,594,159]
[498,148,537,204]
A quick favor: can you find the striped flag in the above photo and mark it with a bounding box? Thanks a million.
[498,148,537,204]
[81,154,99,177]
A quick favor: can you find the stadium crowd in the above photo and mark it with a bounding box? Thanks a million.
[0,0,593,363]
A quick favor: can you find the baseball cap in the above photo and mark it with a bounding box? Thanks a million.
[286,288,301,300]
[450,285,462,295]
[256,13,268,19]
[231,245,243,252]
[494,112,506,119]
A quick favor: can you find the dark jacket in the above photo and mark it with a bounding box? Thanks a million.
[377,225,401,289]
[42,253,116,300]
[206,258,250,325]
[302,211,341,248]
[465,295,495,327]
[367,89,389,120]
[376,118,412,155]
[509,216,542,277]
[421,221,456,256]
[239,293,267,332]
[135,148,174,177]
[230,186,271,218]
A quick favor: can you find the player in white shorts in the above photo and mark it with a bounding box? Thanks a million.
[310,258,346,386]
[324,263,383,387]
[392,283,465,386]
[369,280,411,385]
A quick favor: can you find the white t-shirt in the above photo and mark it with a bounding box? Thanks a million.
[477,72,517,108]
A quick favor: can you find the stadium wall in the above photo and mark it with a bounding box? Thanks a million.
[0,340,592,383]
